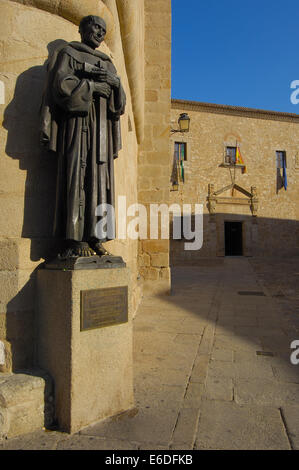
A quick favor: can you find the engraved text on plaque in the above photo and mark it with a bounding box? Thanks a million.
[80,286,128,331]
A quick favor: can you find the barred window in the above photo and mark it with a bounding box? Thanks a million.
[174,142,187,161]
[225,146,236,164]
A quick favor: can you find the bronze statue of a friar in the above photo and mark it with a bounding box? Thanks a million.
[40,15,126,263]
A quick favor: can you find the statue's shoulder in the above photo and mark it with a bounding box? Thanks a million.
[55,43,91,66]
[60,43,80,58]
[65,42,113,63]
[48,44,76,67]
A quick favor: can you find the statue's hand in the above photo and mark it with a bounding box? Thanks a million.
[83,63,120,88]
[94,82,111,98]
[94,68,120,88]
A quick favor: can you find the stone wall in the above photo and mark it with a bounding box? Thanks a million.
[0,0,143,370]
[137,0,172,294]
[170,100,299,264]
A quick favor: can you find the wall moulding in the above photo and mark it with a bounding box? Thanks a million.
[207,183,258,217]
[9,0,115,46]
[116,0,144,143]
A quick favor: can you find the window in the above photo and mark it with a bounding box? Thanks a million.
[276,151,287,168]
[174,142,187,161]
[225,146,236,164]
[172,142,187,185]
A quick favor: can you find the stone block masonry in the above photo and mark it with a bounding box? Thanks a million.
[0,370,53,439]
[137,0,172,294]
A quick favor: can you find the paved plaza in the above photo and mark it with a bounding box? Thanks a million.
[1,257,299,450]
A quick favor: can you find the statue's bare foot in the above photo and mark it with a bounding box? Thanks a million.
[58,241,96,259]
[76,244,96,257]
[89,239,112,257]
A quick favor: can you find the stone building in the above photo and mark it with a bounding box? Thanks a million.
[170,99,299,265]
[0,0,172,437]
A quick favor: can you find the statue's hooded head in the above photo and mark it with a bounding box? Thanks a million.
[79,15,107,49]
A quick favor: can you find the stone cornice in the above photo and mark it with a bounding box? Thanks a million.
[172,98,299,123]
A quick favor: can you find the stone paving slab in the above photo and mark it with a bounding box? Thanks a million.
[211,348,234,362]
[272,364,299,384]
[214,335,263,352]
[196,325,215,355]
[138,368,191,387]
[174,333,203,345]
[280,406,299,450]
[190,354,210,383]
[0,430,63,450]
[79,407,178,446]
[56,435,139,450]
[135,351,194,372]
[234,350,290,365]
[182,383,204,408]
[135,383,186,409]
[171,408,200,448]
[208,359,275,380]
[205,376,233,401]
[234,378,299,406]
[194,400,291,450]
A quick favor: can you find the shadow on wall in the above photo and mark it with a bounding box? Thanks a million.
[5,267,40,370]
[2,40,68,261]
[2,41,67,371]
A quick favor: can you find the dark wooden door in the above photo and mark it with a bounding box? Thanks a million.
[225,221,243,256]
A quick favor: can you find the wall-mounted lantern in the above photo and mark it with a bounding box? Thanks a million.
[171,113,190,134]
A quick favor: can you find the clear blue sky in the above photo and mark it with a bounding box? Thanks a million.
[172,0,299,113]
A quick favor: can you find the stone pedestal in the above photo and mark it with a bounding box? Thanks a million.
[37,267,134,434]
